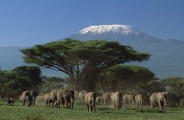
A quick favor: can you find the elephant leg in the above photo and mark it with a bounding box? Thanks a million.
[103,99,106,106]
[66,102,68,109]
[160,102,164,110]
[90,105,93,112]
[133,101,135,108]
[71,101,74,109]
[86,104,89,111]
[116,102,119,109]
[113,103,116,109]
[68,102,71,109]
[68,102,70,109]
[61,103,64,109]
[26,101,29,106]
[93,103,96,112]
[150,103,153,108]
[33,100,35,106]
[57,101,60,108]
[22,101,25,106]
[89,101,93,112]
[62,101,65,109]
[52,101,54,107]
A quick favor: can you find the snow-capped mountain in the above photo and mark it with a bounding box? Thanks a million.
[67,24,184,78]
[68,24,160,43]
[78,25,140,35]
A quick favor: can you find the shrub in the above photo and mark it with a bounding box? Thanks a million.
[178,99,184,108]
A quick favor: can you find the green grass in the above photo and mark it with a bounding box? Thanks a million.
[1,98,184,120]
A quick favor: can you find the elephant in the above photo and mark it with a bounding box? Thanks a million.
[7,98,15,106]
[96,96,103,105]
[78,90,87,101]
[135,94,143,108]
[123,94,128,108]
[150,92,168,110]
[110,92,122,109]
[123,94,135,108]
[21,91,38,106]
[102,92,113,106]
[167,93,184,107]
[57,89,75,109]
[84,92,96,112]
[167,93,177,107]
[50,89,60,107]
[54,101,59,108]
[74,91,79,100]
[44,94,53,106]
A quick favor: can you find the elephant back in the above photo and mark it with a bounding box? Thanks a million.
[111,92,121,103]
[103,92,112,100]
[50,89,59,101]
[44,94,51,102]
[123,94,129,104]
[85,92,96,103]
[57,89,65,101]
[78,90,87,100]
[150,92,159,105]
[21,91,30,100]
[96,96,103,104]
[135,94,143,102]
[74,91,79,99]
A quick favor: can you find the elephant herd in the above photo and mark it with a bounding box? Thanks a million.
[5,89,183,112]
[74,91,174,110]
[44,89,96,112]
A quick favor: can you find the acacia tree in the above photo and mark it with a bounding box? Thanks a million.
[20,39,150,91]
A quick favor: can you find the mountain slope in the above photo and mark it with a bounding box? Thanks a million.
[67,24,184,78]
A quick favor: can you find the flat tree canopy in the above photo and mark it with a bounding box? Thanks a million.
[20,39,150,90]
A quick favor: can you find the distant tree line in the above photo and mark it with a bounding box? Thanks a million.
[0,66,64,99]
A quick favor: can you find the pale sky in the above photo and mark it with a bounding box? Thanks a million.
[1,0,184,47]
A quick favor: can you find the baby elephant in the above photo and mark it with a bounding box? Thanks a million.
[7,98,15,106]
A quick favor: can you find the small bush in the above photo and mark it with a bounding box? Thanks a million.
[178,99,184,108]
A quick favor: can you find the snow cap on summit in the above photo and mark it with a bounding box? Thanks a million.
[77,24,141,36]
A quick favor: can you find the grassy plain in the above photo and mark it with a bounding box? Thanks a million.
[0,96,184,120]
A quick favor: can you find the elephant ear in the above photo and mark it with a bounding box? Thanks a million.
[33,91,39,97]
[25,91,31,96]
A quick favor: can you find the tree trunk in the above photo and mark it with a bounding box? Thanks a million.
[97,76,104,93]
